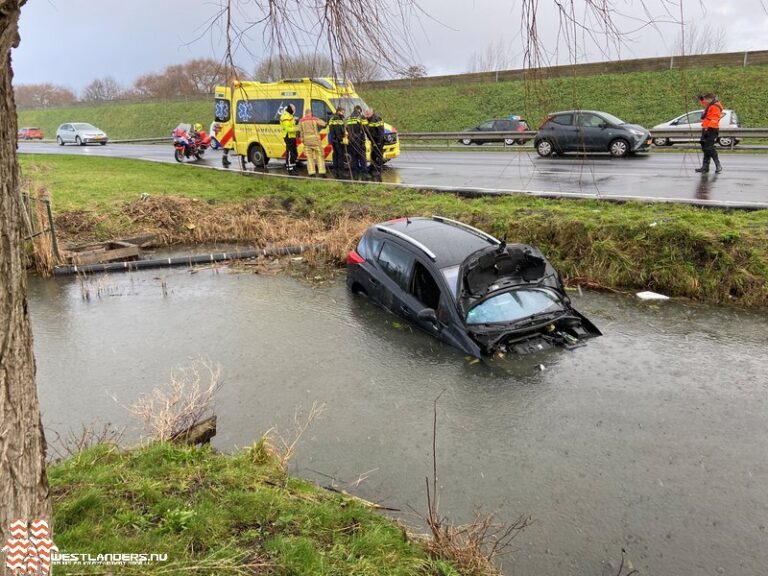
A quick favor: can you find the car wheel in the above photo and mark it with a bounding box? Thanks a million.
[609,138,630,158]
[652,137,669,147]
[56,136,64,146]
[76,136,83,146]
[515,139,527,145]
[100,142,107,146]
[461,138,473,146]
[717,137,735,147]
[536,139,555,157]
[504,138,515,146]
[248,143,268,168]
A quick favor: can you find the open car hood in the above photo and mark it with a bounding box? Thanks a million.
[457,243,602,355]
[457,243,562,316]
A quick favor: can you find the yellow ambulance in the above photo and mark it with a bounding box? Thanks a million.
[212,77,400,168]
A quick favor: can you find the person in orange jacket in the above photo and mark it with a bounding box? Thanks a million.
[696,93,723,174]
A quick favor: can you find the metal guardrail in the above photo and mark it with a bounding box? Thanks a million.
[398,128,768,142]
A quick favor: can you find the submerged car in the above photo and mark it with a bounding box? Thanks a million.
[346,216,601,357]
[56,123,108,145]
[18,127,44,140]
[534,110,651,157]
[652,109,741,147]
[459,116,530,146]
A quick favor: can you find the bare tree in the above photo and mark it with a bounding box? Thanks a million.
[82,76,123,102]
[13,83,78,108]
[253,53,334,81]
[466,38,517,73]
[403,64,427,79]
[674,21,727,56]
[0,0,52,536]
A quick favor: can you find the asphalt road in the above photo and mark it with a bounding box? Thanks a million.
[19,141,768,209]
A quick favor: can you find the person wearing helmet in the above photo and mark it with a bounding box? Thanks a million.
[280,103,299,172]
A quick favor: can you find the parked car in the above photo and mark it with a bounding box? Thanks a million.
[459,116,530,146]
[652,109,741,147]
[56,123,108,146]
[534,110,652,158]
[346,216,601,358]
[17,127,44,140]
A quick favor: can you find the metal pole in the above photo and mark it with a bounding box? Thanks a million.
[45,198,60,261]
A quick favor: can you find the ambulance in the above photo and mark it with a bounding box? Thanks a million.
[212,77,400,168]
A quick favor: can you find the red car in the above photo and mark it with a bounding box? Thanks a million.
[18,127,44,140]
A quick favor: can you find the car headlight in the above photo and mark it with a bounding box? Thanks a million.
[628,129,645,137]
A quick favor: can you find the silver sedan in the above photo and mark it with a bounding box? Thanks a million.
[56,123,109,146]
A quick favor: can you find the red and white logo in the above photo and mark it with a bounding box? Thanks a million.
[2,519,57,576]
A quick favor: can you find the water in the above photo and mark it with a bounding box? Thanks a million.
[28,267,768,575]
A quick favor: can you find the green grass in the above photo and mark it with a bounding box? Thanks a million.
[18,64,768,139]
[49,442,447,575]
[20,154,768,307]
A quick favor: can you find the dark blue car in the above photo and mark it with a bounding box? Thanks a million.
[346,216,601,357]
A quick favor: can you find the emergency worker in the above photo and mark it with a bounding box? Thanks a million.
[696,93,723,174]
[298,109,327,177]
[280,103,299,172]
[346,105,367,178]
[328,106,347,177]
[364,108,385,177]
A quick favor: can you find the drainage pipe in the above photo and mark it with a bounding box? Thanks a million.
[53,244,315,276]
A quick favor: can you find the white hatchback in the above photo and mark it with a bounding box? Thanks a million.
[56,123,109,146]
[652,109,740,147]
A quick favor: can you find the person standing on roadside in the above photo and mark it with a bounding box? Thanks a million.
[298,109,327,177]
[346,105,367,178]
[328,106,347,178]
[696,93,723,174]
[280,103,299,172]
[364,108,385,178]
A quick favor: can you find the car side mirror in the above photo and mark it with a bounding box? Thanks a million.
[671,120,679,126]
[417,308,439,327]
[599,122,608,129]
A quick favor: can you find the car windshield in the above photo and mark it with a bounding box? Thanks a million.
[466,288,563,325]
[330,97,369,113]
[599,112,627,126]
[73,123,98,130]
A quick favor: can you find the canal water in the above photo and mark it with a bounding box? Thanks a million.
[28,266,768,575]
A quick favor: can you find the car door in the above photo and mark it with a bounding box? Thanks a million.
[548,113,577,151]
[576,112,607,151]
[374,240,415,318]
[493,120,513,142]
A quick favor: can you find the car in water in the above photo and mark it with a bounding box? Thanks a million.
[55,123,108,146]
[459,116,530,146]
[651,109,741,147]
[17,127,44,140]
[534,110,651,158]
[346,216,601,358]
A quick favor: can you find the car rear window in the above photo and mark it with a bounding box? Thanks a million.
[551,114,573,126]
[377,242,412,289]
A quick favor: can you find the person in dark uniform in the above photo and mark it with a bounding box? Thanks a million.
[346,105,367,178]
[328,106,347,178]
[364,108,385,178]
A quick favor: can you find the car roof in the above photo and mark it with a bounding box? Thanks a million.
[375,217,495,267]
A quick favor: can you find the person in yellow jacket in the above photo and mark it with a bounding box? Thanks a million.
[298,109,327,177]
[280,104,298,172]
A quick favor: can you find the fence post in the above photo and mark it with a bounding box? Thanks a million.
[744,52,748,67]
[670,55,674,70]
[44,198,60,261]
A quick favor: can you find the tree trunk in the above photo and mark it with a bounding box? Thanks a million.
[0,0,51,534]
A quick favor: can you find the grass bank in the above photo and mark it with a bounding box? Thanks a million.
[21,154,768,307]
[49,442,458,575]
[17,64,768,139]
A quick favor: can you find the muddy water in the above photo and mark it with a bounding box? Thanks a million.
[28,267,768,575]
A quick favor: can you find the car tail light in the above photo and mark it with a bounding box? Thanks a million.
[346,250,365,265]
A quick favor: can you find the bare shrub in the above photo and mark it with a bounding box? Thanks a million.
[47,422,125,462]
[129,360,222,441]
[262,401,325,470]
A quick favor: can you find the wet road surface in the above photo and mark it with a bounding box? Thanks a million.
[19,141,768,208]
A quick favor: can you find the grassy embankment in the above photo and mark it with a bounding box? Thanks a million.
[21,154,768,307]
[50,442,455,575]
[17,64,768,139]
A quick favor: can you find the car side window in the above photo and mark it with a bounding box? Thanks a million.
[551,114,573,126]
[478,121,495,130]
[357,234,382,260]
[377,241,413,289]
[494,120,512,131]
[578,113,604,127]
[410,262,442,311]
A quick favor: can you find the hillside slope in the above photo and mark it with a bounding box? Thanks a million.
[18,64,768,140]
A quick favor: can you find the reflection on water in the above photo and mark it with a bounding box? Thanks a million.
[28,269,768,575]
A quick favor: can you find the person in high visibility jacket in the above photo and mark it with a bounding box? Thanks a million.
[298,109,327,177]
[364,109,385,178]
[280,104,299,172]
[328,107,347,178]
[346,105,367,178]
[696,93,723,174]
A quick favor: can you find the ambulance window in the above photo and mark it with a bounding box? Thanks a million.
[235,99,303,124]
[214,99,230,122]
[311,100,333,121]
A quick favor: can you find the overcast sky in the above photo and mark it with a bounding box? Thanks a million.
[12,0,768,91]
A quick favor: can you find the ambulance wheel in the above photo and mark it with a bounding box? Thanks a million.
[248,144,268,168]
